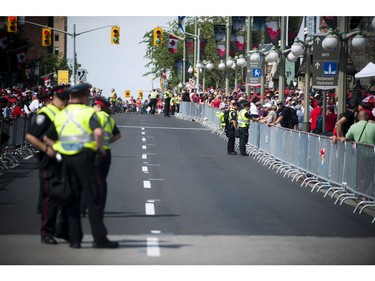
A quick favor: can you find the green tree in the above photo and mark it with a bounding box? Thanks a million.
[141,16,236,91]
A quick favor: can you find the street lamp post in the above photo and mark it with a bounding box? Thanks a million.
[202,60,214,94]
[290,37,312,132]
[322,19,366,116]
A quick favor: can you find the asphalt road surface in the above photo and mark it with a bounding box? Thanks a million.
[1,113,374,275]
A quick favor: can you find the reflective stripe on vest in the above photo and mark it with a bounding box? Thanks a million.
[237,109,250,128]
[97,111,114,150]
[38,104,60,121]
[53,104,96,155]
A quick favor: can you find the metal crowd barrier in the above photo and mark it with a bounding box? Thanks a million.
[0,117,36,172]
[177,101,375,223]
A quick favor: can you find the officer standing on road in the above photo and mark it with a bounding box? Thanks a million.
[227,101,239,155]
[92,96,121,210]
[46,83,118,249]
[148,89,158,115]
[25,85,70,245]
[163,87,172,117]
[237,101,256,156]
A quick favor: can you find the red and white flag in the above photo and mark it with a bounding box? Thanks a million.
[168,35,178,54]
[16,50,26,64]
[43,76,51,87]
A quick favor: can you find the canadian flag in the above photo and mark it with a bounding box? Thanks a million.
[168,35,178,54]
[235,35,245,51]
[16,50,26,64]
[43,76,51,87]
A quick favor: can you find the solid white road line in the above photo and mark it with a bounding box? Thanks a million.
[146,237,160,257]
[145,202,155,215]
[143,180,151,189]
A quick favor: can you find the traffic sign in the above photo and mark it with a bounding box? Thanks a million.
[312,35,339,89]
[125,90,131,98]
[247,59,262,86]
[138,90,144,99]
[77,69,87,82]
[58,70,69,85]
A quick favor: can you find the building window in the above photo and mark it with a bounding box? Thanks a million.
[55,34,59,41]
[54,47,59,55]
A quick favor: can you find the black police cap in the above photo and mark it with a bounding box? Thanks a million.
[70,83,91,95]
[242,101,250,107]
[94,96,111,108]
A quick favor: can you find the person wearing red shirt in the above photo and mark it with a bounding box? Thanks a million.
[210,96,222,108]
[325,106,337,133]
[11,101,24,118]
[310,100,323,134]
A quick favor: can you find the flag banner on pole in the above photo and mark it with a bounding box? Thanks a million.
[288,16,303,46]
[16,49,26,64]
[185,37,194,62]
[200,38,207,59]
[265,16,280,46]
[178,16,186,33]
[230,32,236,57]
[252,17,266,49]
[322,16,337,29]
[214,25,226,59]
[235,35,245,52]
[168,35,178,54]
[232,17,246,32]
[176,59,183,81]
[231,16,246,55]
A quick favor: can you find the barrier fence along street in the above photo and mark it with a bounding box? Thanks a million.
[177,101,375,222]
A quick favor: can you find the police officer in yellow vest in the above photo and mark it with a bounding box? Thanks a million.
[92,96,121,209]
[110,88,117,114]
[227,101,239,155]
[148,89,158,115]
[237,101,254,156]
[46,83,118,249]
[163,88,172,117]
[26,85,70,245]
[175,94,181,113]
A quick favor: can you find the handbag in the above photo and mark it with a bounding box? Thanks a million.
[49,162,72,205]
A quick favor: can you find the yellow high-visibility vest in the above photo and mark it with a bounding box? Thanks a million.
[53,104,97,155]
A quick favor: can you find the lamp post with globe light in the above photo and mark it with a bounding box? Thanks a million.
[201,60,214,94]
[235,55,247,93]
[290,37,313,132]
[322,18,366,115]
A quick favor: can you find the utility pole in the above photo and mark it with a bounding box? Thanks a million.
[24,20,114,85]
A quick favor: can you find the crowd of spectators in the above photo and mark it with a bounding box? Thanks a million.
[179,85,375,145]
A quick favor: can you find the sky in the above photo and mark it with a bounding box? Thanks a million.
[3,0,365,99]
[66,16,175,98]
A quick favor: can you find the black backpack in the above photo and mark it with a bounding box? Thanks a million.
[289,107,298,128]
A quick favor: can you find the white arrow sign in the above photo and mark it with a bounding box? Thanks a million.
[315,62,321,69]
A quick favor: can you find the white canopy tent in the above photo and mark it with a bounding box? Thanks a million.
[355,62,375,79]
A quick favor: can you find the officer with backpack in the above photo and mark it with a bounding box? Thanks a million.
[226,101,239,155]
[237,101,256,156]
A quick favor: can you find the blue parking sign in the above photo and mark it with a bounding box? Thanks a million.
[252,68,261,77]
[323,62,337,76]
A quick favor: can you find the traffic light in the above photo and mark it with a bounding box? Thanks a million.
[153,27,163,46]
[111,26,120,44]
[42,28,52,46]
[7,16,18,32]
[138,90,144,99]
